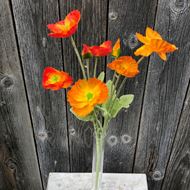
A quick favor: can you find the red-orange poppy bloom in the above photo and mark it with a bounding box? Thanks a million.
[90,41,112,57]
[134,27,178,61]
[67,78,108,117]
[81,41,112,58]
[82,44,93,59]
[47,10,80,38]
[107,56,139,78]
[42,67,73,90]
[112,38,121,58]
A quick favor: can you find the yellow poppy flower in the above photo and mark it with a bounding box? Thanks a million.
[135,27,177,61]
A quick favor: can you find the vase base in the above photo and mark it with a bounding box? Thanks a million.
[47,173,148,190]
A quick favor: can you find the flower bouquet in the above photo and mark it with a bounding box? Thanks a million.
[42,10,177,190]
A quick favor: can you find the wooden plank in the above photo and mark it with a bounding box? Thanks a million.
[161,84,190,190]
[59,0,109,172]
[10,0,70,187]
[105,0,158,172]
[134,0,190,189]
[47,173,148,190]
[0,0,42,189]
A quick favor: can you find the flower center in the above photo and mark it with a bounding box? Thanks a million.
[86,92,93,101]
[51,75,59,82]
[121,62,130,70]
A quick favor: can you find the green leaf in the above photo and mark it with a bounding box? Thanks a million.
[70,108,93,121]
[102,80,116,110]
[99,80,117,117]
[106,80,116,98]
[100,80,134,118]
[111,94,134,118]
[119,94,134,108]
[98,71,105,81]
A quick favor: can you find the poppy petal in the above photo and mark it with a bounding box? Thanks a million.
[146,27,162,39]
[136,33,150,44]
[67,78,108,117]
[47,10,80,38]
[158,52,167,61]
[134,45,153,57]
[112,38,121,58]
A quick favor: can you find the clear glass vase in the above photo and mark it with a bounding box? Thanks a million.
[92,131,105,190]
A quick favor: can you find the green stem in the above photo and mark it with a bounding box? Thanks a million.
[113,74,121,95]
[93,58,98,77]
[93,109,102,129]
[110,72,117,95]
[107,74,121,111]
[95,133,102,190]
[109,77,127,114]
[137,56,144,64]
[92,114,104,190]
[86,59,90,78]
[102,116,110,135]
[117,77,127,96]
[96,105,105,112]
[70,36,87,79]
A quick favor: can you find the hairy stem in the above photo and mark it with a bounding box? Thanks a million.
[110,72,117,96]
[107,74,121,111]
[86,59,90,78]
[94,132,102,190]
[93,109,102,129]
[117,77,127,96]
[137,56,144,64]
[93,58,98,77]
[70,36,87,79]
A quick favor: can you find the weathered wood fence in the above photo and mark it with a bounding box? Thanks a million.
[0,0,190,189]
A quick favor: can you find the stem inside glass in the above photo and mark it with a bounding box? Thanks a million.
[92,131,105,190]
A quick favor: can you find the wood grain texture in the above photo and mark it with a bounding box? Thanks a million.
[134,0,190,189]
[105,0,158,173]
[10,0,70,187]
[59,0,109,172]
[161,84,190,190]
[0,0,42,189]
[1,1,190,190]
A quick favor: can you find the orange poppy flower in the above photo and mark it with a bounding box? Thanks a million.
[134,27,177,61]
[107,56,139,78]
[47,10,80,38]
[112,38,121,58]
[82,44,93,59]
[67,78,108,117]
[42,67,73,90]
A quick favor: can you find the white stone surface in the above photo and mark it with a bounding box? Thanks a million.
[47,173,148,190]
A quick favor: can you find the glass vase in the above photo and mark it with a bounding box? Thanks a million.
[92,131,105,190]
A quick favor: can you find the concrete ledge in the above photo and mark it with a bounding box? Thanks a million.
[47,173,148,190]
